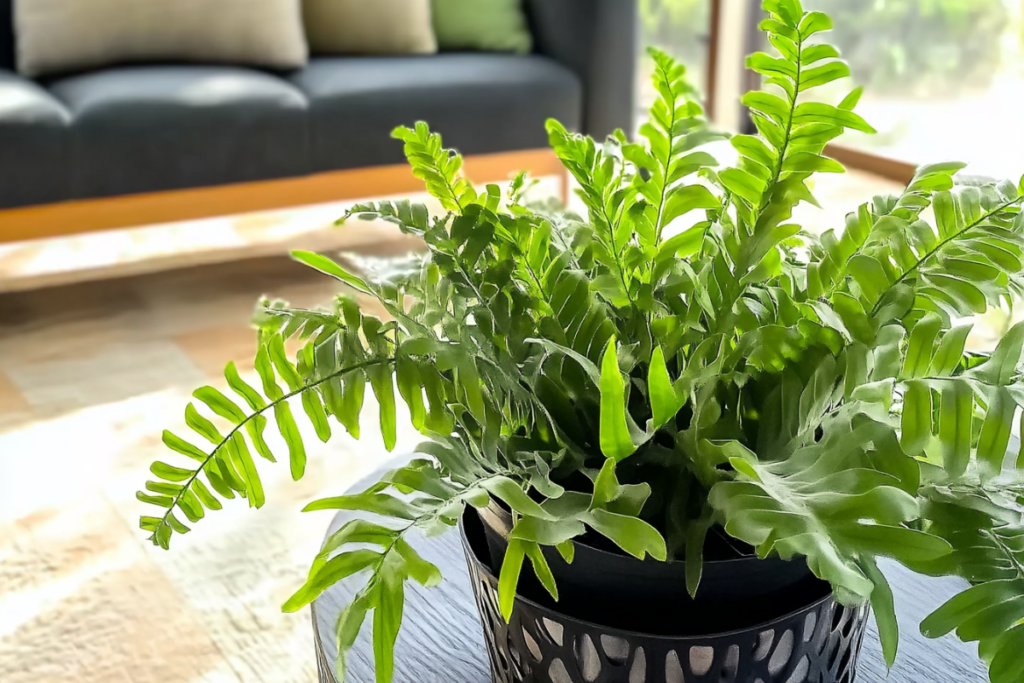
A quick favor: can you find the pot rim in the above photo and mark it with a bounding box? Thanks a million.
[482,496,806,569]
[460,510,839,642]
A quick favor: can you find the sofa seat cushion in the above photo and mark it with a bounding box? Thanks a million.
[289,54,581,172]
[0,71,71,208]
[48,66,309,200]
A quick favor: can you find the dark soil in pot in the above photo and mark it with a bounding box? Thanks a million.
[475,500,832,636]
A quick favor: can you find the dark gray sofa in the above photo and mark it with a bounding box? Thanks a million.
[0,0,636,211]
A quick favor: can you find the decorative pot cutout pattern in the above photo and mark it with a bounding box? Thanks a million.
[463,527,869,683]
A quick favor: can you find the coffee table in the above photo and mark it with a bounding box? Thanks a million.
[312,488,988,683]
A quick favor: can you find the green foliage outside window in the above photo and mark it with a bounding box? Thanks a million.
[806,0,1010,95]
[639,0,710,70]
[640,0,1014,96]
[139,2,1024,682]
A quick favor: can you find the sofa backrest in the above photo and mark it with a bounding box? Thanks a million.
[0,0,14,71]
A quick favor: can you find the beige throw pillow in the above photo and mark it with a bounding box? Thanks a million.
[303,0,437,56]
[14,0,309,78]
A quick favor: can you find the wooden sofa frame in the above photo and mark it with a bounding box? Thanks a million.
[0,149,568,244]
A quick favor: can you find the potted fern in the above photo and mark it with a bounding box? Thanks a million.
[139,1,1024,681]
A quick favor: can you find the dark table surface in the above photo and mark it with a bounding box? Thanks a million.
[312,485,989,683]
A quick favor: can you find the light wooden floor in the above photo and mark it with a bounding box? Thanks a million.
[0,247,426,683]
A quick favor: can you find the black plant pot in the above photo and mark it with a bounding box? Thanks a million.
[476,500,830,636]
[461,506,869,683]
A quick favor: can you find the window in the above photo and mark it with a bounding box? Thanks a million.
[637,0,713,123]
[800,0,1024,178]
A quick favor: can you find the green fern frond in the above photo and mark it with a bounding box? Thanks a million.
[391,122,476,213]
[286,456,492,681]
[807,162,967,300]
[710,405,946,666]
[919,476,1024,683]
[633,47,724,247]
[339,199,432,236]
[141,347,395,548]
[871,182,1024,323]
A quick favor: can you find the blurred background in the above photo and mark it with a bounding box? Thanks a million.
[642,0,1024,179]
[0,1,1020,681]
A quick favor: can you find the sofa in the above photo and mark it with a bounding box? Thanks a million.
[0,0,636,242]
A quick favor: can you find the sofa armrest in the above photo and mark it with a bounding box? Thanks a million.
[524,0,637,139]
